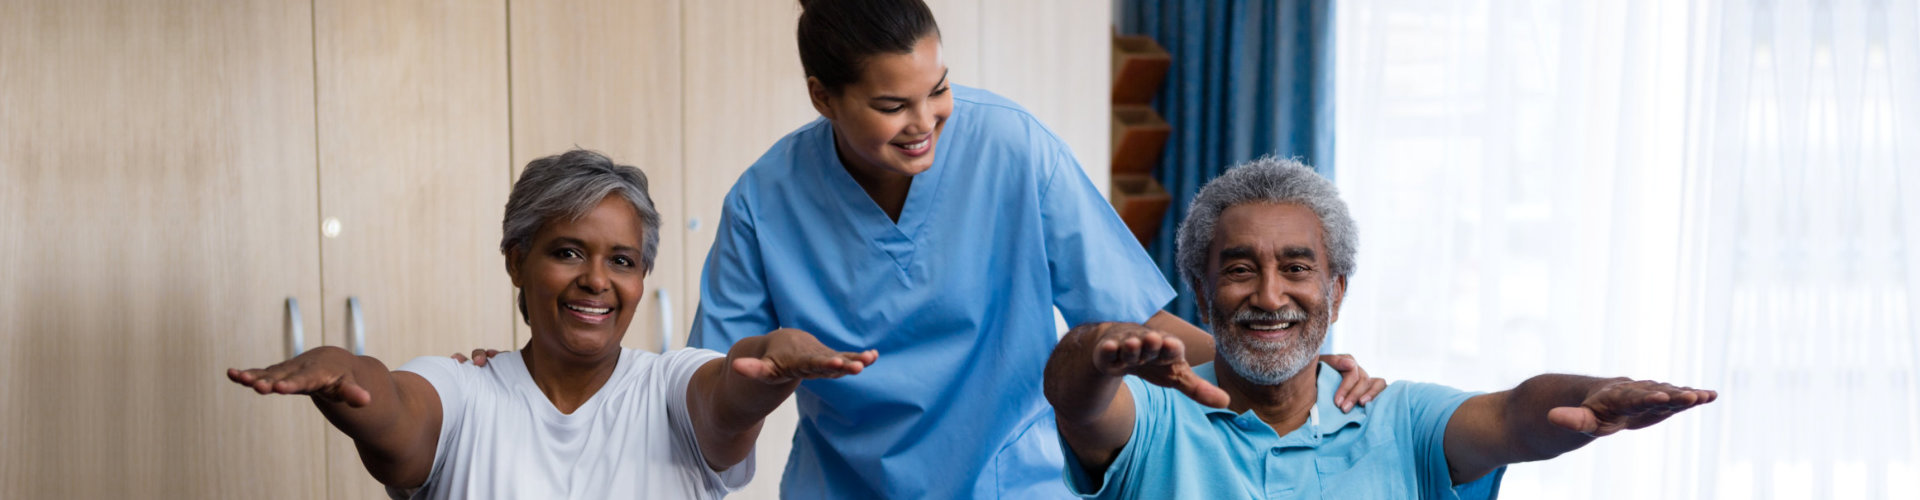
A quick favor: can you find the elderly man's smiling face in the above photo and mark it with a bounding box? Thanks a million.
[1200,202,1347,385]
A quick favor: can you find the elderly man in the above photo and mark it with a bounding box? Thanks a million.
[1044,157,1716,499]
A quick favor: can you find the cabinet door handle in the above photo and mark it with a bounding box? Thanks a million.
[657,289,673,353]
[348,296,366,356]
[285,297,305,359]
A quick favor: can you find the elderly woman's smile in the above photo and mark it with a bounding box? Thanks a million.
[511,194,648,358]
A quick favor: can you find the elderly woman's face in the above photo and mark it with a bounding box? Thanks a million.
[508,194,646,360]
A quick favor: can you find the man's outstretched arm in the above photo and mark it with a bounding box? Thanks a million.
[1046,323,1229,479]
[1444,375,1718,484]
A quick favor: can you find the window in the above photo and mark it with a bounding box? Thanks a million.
[1333,1,1919,498]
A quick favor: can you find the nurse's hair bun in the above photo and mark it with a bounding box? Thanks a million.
[796,0,941,92]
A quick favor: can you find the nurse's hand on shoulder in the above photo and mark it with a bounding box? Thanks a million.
[452,348,505,367]
[1088,323,1231,409]
[730,328,879,384]
[1319,353,1388,413]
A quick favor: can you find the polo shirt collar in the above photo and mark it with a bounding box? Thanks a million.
[1193,361,1369,435]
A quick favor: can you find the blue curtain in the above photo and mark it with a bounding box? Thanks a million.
[1119,0,1335,322]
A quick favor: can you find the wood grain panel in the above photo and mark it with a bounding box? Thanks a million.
[681,2,816,496]
[978,0,1114,196]
[0,0,325,498]
[312,0,511,496]
[509,0,685,354]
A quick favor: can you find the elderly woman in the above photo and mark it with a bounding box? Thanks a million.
[226,149,874,499]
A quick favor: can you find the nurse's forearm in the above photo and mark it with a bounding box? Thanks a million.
[1144,311,1214,365]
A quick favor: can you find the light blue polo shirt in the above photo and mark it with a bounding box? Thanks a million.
[689,86,1176,498]
[1065,362,1507,499]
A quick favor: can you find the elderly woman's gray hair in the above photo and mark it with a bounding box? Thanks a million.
[1174,156,1357,292]
[500,149,662,272]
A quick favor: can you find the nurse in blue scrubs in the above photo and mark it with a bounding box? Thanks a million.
[686,0,1385,497]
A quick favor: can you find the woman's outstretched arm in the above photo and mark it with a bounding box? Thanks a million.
[228,346,442,488]
[685,328,876,471]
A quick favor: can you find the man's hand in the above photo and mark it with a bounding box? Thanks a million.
[1446,374,1719,484]
[228,346,373,407]
[1547,378,1718,437]
[1320,354,1388,412]
[729,328,878,384]
[1089,323,1229,409]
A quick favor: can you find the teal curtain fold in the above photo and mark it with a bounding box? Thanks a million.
[1119,0,1335,322]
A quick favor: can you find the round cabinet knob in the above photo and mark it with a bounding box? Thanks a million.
[687,217,702,232]
[322,217,342,238]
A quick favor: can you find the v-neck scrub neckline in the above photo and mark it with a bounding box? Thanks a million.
[688,86,1177,499]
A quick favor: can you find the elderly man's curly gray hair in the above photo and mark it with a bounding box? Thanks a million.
[1174,156,1357,292]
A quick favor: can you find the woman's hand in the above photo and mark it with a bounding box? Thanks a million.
[450,348,505,367]
[1319,354,1387,412]
[227,346,373,407]
[690,328,877,471]
[729,328,878,384]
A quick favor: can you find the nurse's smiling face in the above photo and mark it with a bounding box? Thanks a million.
[809,34,953,180]
[507,194,647,363]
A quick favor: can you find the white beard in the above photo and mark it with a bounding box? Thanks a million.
[1217,329,1320,385]
[1208,288,1335,386]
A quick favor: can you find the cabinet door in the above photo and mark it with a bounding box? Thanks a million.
[312,0,512,497]
[681,2,822,497]
[508,0,685,354]
[0,1,326,498]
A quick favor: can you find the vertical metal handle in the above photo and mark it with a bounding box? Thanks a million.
[285,297,305,359]
[657,289,673,353]
[348,296,366,356]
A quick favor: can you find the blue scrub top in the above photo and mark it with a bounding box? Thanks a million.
[1066,362,1507,499]
[689,86,1176,499]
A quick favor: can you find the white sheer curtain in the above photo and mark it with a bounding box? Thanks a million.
[1332,0,1919,498]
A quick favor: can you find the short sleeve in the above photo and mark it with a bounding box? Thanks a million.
[394,356,473,498]
[1061,376,1164,499]
[688,188,778,352]
[1038,136,1177,327]
[1393,381,1507,499]
[660,348,755,492]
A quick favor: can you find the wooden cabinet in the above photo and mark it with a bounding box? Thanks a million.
[0,1,327,498]
[508,0,687,354]
[681,2,819,496]
[311,1,514,497]
[0,0,1109,497]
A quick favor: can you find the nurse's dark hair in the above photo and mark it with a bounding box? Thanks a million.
[500,149,662,324]
[796,0,941,93]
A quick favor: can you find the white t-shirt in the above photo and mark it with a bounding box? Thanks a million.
[390,348,752,499]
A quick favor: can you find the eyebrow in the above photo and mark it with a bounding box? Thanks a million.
[1218,246,1257,262]
[871,69,951,104]
[548,236,640,255]
[1218,245,1317,262]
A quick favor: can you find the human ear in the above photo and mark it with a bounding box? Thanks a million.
[807,77,836,121]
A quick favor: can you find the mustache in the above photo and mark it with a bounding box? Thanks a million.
[1231,307,1308,325]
